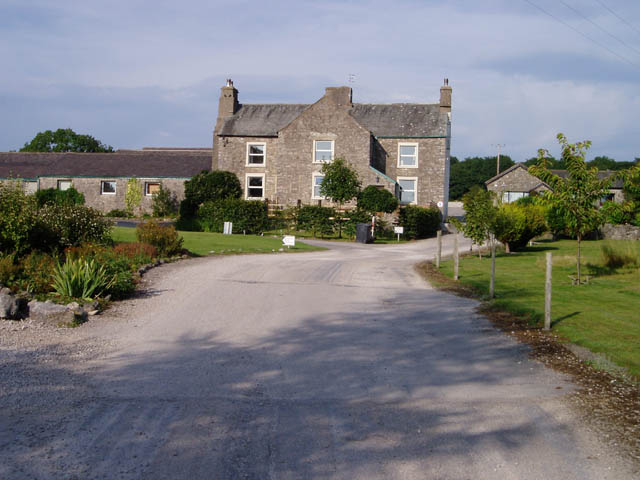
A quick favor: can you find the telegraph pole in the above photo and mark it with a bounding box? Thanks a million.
[491,143,505,176]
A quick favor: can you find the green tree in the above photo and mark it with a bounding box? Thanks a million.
[357,185,398,214]
[523,155,563,169]
[457,186,497,257]
[530,133,623,283]
[449,155,515,200]
[152,185,178,218]
[320,157,361,237]
[181,170,242,217]
[20,128,114,152]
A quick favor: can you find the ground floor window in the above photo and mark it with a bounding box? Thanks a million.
[501,191,528,203]
[145,182,161,196]
[398,177,417,204]
[312,174,325,199]
[101,181,116,195]
[246,174,265,199]
[57,180,72,191]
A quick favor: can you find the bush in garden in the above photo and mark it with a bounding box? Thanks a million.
[493,203,547,252]
[296,205,336,237]
[52,257,113,300]
[343,209,371,239]
[136,219,183,256]
[152,185,179,218]
[198,199,269,234]
[113,243,157,265]
[0,255,20,287]
[398,205,442,239]
[357,186,398,214]
[35,187,85,207]
[34,204,112,251]
[20,251,56,294]
[180,170,242,217]
[0,181,38,255]
[105,208,132,218]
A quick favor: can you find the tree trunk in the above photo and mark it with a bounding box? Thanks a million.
[505,242,511,254]
[577,234,581,284]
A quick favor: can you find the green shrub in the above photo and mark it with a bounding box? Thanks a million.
[600,201,627,225]
[35,187,85,207]
[175,216,203,232]
[198,199,269,234]
[35,204,113,251]
[0,255,20,287]
[0,182,38,255]
[343,209,371,239]
[52,257,113,300]
[398,205,442,239]
[105,208,132,218]
[601,241,639,269]
[152,185,178,218]
[20,251,56,294]
[493,203,547,252]
[113,242,157,264]
[357,186,398,214]
[181,170,242,218]
[545,204,568,238]
[136,220,183,256]
[296,205,336,237]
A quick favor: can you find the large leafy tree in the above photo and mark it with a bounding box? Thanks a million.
[457,186,497,256]
[320,157,361,237]
[181,170,242,217]
[530,134,623,284]
[449,155,515,200]
[20,128,114,152]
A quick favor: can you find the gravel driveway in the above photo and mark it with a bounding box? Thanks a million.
[0,236,636,479]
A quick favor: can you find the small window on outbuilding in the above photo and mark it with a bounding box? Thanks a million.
[101,181,117,195]
[57,180,72,191]
[145,182,161,196]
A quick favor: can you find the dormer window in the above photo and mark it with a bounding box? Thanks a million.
[313,140,334,163]
[246,142,266,166]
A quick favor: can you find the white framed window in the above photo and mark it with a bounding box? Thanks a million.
[101,180,116,195]
[313,140,334,163]
[398,143,418,168]
[501,191,528,203]
[57,180,72,191]
[312,173,325,199]
[145,182,161,196]
[246,142,266,166]
[246,173,265,199]
[398,177,417,204]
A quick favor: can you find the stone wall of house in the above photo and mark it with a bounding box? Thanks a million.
[37,177,187,213]
[487,166,544,194]
[1,179,38,194]
[600,223,640,241]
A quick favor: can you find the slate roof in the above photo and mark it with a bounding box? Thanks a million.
[550,169,624,189]
[216,102,448,138]
[0,151,212,179]
[217,104,309,136]
[484,164,529,185]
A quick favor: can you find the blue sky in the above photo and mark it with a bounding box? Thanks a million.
[1,0,639,162]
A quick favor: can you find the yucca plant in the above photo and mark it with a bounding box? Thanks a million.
[52,257,114,300]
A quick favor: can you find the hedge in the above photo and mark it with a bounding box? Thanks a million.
[198,199,269,234]
[398,205,442,239]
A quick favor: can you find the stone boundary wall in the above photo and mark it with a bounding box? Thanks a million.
[600,223,640,241]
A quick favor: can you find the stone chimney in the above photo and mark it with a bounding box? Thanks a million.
[217,78,239,121]
[440,78,452,114]
[324,86,352,107]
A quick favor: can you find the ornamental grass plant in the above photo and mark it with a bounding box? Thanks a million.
[52,257,114,300]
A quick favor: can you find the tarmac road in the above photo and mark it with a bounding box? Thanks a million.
[1,235,635,479]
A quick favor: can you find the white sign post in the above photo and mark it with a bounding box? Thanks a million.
[282,235,296,248]
[223,222,233,235]
[394,226,404,242]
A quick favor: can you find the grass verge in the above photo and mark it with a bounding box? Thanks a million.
[112,226,325,256]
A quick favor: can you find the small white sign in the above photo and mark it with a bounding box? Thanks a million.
[437,201,444,208]
[283,235,296,247]
[223,222,233,235]
[394,226,404,234]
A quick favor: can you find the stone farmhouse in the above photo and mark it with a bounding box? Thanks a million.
[213,79,452,217]
[485,163,625,203]
[0,149,211,212]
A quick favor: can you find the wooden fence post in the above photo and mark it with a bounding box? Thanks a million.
[453,233,459,281]
[545,252,552,330]
[489,241,496,299]
[436,230,442,268]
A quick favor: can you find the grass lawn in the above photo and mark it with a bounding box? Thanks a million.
[111,226,324,256]
[434,239,640,378]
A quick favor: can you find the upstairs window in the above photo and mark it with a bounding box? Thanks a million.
[246,143,266,166]
[246,174,265,199]
[398,143,418,168]
[101,181,116,195]
[57,180,72,191]
[314,140,334,163]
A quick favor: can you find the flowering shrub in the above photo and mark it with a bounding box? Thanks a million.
[35,204,112,251]
[136,220,183,256]
[0,181,38,255]
[113,242,157,264]
[20,251,56,294]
